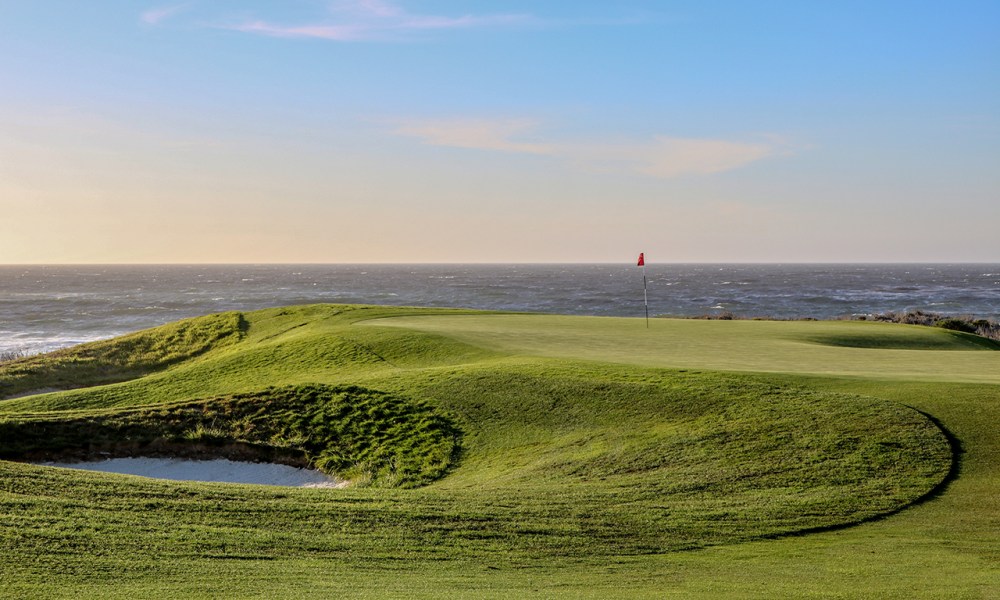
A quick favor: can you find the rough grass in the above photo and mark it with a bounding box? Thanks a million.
[0,384,460,488]
[0,304,995,598]
[0,311,246,399]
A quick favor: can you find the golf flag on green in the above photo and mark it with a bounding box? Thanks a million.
[638,253,648,327]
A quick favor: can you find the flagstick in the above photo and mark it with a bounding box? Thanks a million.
[643,264,649,328]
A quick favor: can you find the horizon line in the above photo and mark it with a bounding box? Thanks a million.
[2,261,999,267]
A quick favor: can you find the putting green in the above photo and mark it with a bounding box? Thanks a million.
[364,314,1000,382]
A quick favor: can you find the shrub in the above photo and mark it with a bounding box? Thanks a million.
[935,318,977,334]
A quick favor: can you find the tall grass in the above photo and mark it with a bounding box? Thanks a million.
[0,311,246,399]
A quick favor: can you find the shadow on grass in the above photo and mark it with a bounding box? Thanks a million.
[905,408,964,506]
[756,407,963,544]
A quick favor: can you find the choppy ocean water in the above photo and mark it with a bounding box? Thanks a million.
[1,264,998,355]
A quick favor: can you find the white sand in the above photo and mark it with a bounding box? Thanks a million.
[41,457,347,488]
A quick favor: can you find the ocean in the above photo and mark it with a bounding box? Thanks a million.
[1,263,998,355]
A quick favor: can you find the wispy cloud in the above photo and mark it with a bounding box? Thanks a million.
[590,136,778,178]
[222,0,532,41]
[343,0,403,19]
[226,21,367,42]
[392,118,553,155]
[140,4,187,25]
[390,118,788,179]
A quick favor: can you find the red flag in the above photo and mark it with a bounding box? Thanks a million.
[637,252,645,267]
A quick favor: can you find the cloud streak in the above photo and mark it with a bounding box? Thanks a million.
[586,136,778,178]
[391,118,787,179]
[392,118,553,155]
[140,4,187,25]
[222,0,532,41]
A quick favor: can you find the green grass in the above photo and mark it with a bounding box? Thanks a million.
[0,304,997,598]
[369,314,1000,381]
[0,311,246,399]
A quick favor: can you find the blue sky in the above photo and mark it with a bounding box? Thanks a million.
[1,1,997,263]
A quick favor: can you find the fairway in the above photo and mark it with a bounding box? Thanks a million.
[1,305,997,598]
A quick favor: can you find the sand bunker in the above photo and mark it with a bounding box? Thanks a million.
[41,457,346,488]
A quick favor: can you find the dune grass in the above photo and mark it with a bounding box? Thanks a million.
[0,304,997,598]
[0,311,246,399]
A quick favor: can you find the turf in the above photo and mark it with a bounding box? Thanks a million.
[0,304,996,598]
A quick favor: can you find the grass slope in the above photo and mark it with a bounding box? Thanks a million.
[0,311,246,399]
[0,304,996,598]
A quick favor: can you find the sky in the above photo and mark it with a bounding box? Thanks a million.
[0,1,997,264]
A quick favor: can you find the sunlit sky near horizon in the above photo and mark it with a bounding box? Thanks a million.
[1,1,998,264]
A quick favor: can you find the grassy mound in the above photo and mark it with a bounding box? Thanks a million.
[411,364,950,547]
[0,384,460,488]
[0,311,246,399]
[0,304,989,598]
